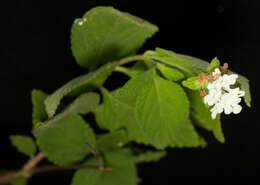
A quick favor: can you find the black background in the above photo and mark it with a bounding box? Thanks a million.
[0,0,259,185]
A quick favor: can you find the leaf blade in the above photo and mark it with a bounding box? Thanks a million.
[10,135,36,157]
[45,62,116,118]
[71,6,158,69]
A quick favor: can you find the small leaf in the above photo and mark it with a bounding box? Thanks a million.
[71,6,158,69]
[182,76,200,90]
[157,63,185,81]
[72,149,137,185]
[31,89,48,125]
[207,57,220,72]
[45,62,117,118]
[34,92,100,135]
[133,151,167,164]
[188,91,225,143]
[10,135,36,157]
[97,130,128,152]
[37,114,96,165]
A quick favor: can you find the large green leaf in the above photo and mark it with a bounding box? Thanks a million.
[10,135,36,157]
[135,73,200,149]
[37,114,96,165]
[45,62,116,118]
[34,92,100,135]
[71,6,158,69]
[188,91,225,143]
[71,149,137,185]
[31,89,48,125]
[95,69,200,149]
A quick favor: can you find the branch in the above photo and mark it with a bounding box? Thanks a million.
[0,153,112,184]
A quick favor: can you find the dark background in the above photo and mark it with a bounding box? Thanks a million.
[0,0,258,185]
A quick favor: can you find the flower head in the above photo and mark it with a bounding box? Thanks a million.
[202,67,245,119]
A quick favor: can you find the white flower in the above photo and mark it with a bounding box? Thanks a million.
[203,69,245,119]
[204,89,222,106]
[221,74,238,90]
[212,68,221,76]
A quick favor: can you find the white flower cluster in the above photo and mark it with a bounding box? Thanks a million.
[203,68,245,119]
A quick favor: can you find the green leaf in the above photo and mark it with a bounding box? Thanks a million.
[188,91,225,143]
[45,62,117,118]
[207,57,220,72]
[71,6,158,69]
[96,130,128,152]
[37,114,96,165]
[71,158,103,185]
[136,73,200,148]
[236,74,251,107]
[31,89,48,125]
[157,63,185,81]
[133,151,166,164]
[10,135,36,157]
[72,149,137,185]
[144,48,196,76]
[95,69,200,149]
[116,61,149,78]
[34,92,100,135]
[182,76,200,90]
[94,70,155,145]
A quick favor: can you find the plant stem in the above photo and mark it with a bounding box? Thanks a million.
[0,153,112,184]
[118,55,147,65]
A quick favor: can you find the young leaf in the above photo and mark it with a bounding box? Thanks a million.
[188,91,225,143]
[34,92,100,135]
[31,89,48,125]
[72,149,137,185]
[37,114,96,165]
[71,6,158,69]
[207,57,220,72]
[10,135,36,157]
[182,76,200,90]
[133,151,167,164]
[96,130,128,152]
[157,63,185,81]
[45,62,117,118]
